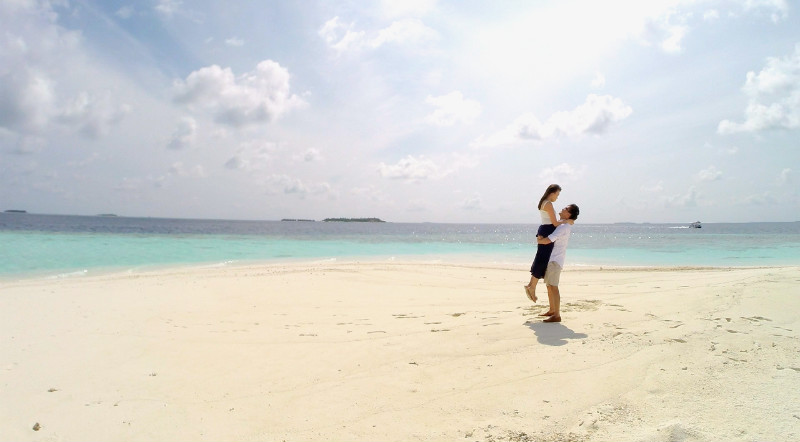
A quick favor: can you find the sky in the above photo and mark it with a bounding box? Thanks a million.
[1,0,798,224]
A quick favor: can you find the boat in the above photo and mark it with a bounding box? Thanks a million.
[689,221,702,228]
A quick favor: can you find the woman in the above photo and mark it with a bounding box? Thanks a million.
[524,184,562,303]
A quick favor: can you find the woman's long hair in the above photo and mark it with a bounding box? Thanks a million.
[538,184,561,210]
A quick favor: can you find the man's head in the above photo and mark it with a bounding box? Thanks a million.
[559,204,579,221]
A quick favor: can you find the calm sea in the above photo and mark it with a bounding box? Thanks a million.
[1,213,799,278]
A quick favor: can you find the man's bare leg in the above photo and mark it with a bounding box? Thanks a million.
[543,284,561,322]
[539,288,555,316]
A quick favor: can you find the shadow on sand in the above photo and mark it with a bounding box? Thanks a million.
[526,321,588,346]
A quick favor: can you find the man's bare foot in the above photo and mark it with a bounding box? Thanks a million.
[538,311,555,317]
[543,315,561,323]
[524,285,537,303]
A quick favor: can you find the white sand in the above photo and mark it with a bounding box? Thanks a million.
[1,262,799,441]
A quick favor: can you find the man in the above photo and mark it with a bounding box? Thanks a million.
[536,204,579,323]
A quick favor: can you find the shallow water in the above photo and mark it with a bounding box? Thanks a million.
[1,213,798,278]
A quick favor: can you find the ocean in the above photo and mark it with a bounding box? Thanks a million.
[1,213,799,279]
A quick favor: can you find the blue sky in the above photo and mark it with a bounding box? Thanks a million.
[1,0,798,223]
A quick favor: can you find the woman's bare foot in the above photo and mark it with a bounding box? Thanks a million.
[538,311,555,317]
[524,285,537,303]
[543,315,561,323]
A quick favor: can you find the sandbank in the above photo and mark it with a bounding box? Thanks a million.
[1,261,798,441]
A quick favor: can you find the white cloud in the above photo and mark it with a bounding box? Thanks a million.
[475,94,632,148]
[641,181,664,193]
[660,24,688,53]
[719,43,800,134]
[350,185,388,203]
[263,174,334,197]
[372,18,437,48]
[319,16,437,53]
[168,162,206,178]
[114,177,143,193]
[696,165,723,182]
[379,155,441,181]
[0,69,56,133]
[224,140,278,171]
[0,2,131,140]
[777,168,792,185]
[173,60,306,127]
[561,94,633,134]
[225,37,245,47]
[703,9,720,21]
[743,0,789,23]
[538,163,587,185]
[460,194,482,211]
[56,92,130,138]
[591,72,606,88]
[115,6,134,19]
[378,153,478,182]
[424,91,481,126]
[664,186,698,208]
[293,148,323,162]
[639,11,689,54]
[166,117,197,150]
[155,0,182,18]
[740,191,777,205]
[0,1,71,135]
[380,0,437,18]
[318,17,366,52]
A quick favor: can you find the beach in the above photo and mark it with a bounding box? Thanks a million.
[1,261,798,441]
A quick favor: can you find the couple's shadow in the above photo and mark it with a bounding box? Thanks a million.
[526,321,588,346]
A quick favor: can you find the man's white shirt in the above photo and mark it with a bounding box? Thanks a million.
[547,223,573,267]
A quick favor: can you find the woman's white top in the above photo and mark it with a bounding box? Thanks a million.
[540,203,552,224]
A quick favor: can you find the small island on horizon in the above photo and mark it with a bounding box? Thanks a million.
[4,209,27,213]
[323,217,385,223]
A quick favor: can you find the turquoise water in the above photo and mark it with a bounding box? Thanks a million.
[1,213,799,278]
[1,231,509,277]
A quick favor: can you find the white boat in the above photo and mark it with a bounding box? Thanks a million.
[689,221,702,228]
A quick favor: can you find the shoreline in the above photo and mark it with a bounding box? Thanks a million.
[2,254,797,283]
[2,261,798,441]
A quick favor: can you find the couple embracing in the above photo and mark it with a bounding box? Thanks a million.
[524,184,580,323]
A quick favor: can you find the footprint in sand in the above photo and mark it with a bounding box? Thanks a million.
[776,366,800,372]
[519,306,549,317]
[741,316,772,323]
[393,313,423,319]
[607,303,630,312]
[563,299,602,312]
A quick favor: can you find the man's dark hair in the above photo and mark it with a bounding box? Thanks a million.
[567,204,580,220]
